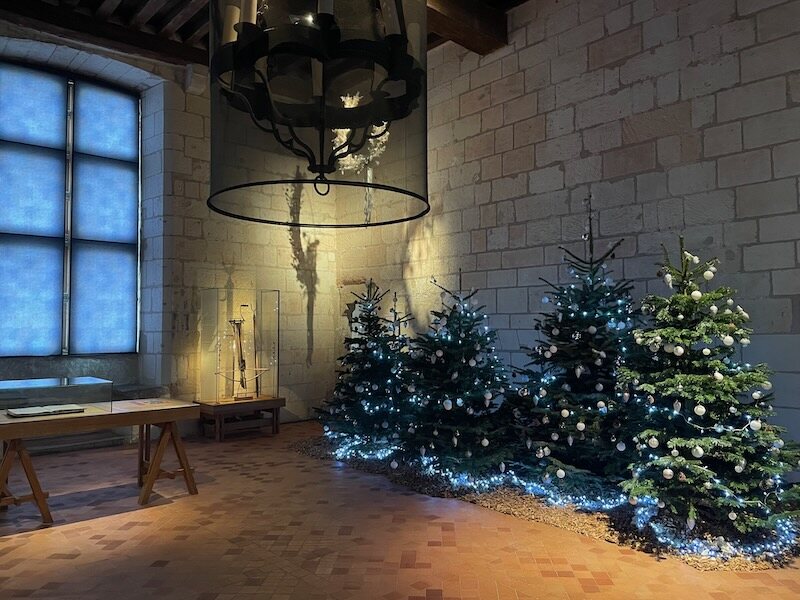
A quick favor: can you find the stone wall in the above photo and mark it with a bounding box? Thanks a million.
[338,0,800,439]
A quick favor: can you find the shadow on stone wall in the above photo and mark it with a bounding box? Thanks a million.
[287,169,320,367]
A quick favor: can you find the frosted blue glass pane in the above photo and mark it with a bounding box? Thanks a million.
[74,83,138,162]
[73,155,138,243]
[70,241,137,354]
[0,235,63,357]
[0,63,67,149]
[0,143,65,237]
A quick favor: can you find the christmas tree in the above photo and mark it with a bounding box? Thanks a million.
[620,239,800,536]
[319,281,413,461]
[402,280,510,477]
[509,203,640,485]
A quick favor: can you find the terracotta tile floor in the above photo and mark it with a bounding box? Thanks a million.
[1,422,798,599]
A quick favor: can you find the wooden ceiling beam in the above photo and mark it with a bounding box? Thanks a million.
[130,0,170,28]
[94,0,123,20]
[0,1,206,65]
[160,0,206,38]
[184,20,209,47]
[426,0,508,55]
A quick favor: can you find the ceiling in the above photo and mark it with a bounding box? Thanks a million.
[0,0,529,65]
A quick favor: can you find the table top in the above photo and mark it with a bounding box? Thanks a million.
[0,398,200,440]
[198,396,286,413]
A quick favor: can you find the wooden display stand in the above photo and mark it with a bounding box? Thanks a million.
[0,399,200,524]
[199,396,286,442]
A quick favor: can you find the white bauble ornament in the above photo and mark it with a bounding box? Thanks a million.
[752,391,763,400]
[649,343,660,353]
[694,405,706,416]
[467,408,474,415]
[710,305,718,315]
[691,446,704,458]
[774,439,785,449]
[691,290,702,301]
[575,366,583,378]
[646,437,658,449]
[451,372,459,380]
[623,392,630,402]
[687,517,696,531]
[484,399,491,407]
[408,426,415,434]
[499,462,506,473]
[390,460,399,470]
[616,441,626,452]
[749,419,762,431]
[703,270,714,281]
[662,468,674,480]
[741,338,751,346]
[588,326,597,335]
[595,383,604,392]
[535,448,544,458]
[704,481,713,489]
[526,438,532,449]
[420,447,426,456]
[629,496,638,505]
[484,391,493,401]
[371,384,379,391]
[636,337,644,345]
[762,381,773,391]
[728,512,737,521]
[673,346,685,356]
[435,349,444,357]
[481,437,489,447]
[443,399,453,411]
[551,433,559,441]
[597,400,606,409]
[560,409,570,418]
[355,385,364,393]
[713,371,723,381]
[382,421,389,429]
[722,335,734,346]
[543,446,551,456]
[433,429,439,436]
[465,449,472,458]
[539,388,547,398]
[469,359,477,367]
[576,422,586,432]
[556,469,566,479]
[671,449,679,457]
[594,358,602,366]
[702,348,712,356]
[734,464,744,473]
[552,328,560,335]
[408,384,416,393]
[658,500,666,508]
[567,435,574,446]
[549,345,558,353]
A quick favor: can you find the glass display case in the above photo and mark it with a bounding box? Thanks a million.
[199,288,280,403]
[0,376,114,417]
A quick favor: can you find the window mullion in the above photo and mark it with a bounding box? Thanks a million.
[61,79,75,356]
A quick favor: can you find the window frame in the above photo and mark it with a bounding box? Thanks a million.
[0,59,142,357]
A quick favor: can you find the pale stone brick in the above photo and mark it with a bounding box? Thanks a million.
[603,142,657,178]
[529,165,565,194]
[502,144,535,175]
[622,101,692,143]
[496,125,515,153]
[470,61,503,89]
[643,14,677,49]
[718,149,772,187]
[703,122,742,157]
[510,222,528,248]
[760,213,800,242]
[741,34,800,82]
[668,161,717,195]
[757,1,800,43]
[744,242,796,271]
[657,197,684,230]
[736,179,798,217]
[738,0,788,15]
[536,133,582,166]
[464,131,495,162]
[620,39,692,84]
[526,217,563,245]
[565,156,603,186]
[492,174,528,201]
[680,55,739,100]
[604,67,620,92]
[487,269,517,288]
[773,141,800,178]
[501,247,544,268]
[580,0,620,23]
[513,115,546,147]
[632,80,655,113]
[546,3,580,36]
[790,74,800,103]
[562,212,590,240]
[588,27,643,70]
[518,265,560,286]
[772,269,800,295]
[600,205,644,235]
[575,88,632,129]
[606,5,632,34]
[558,17,605,52]
[721,19,756,53]
[637,172,668,201]
[583,121,622,153]
[515,190,571,221]
[656,72,680,106]
[717,77,786,123]
[684,190,735,225]
[460,85,491,116]
[692,28,723,63]
[743,107,800,149]
[657,134,702,167]
[551,47,588,83]
[491,72,525,105]
[590,178,636,207]
[546,106,575,137]
[487,225,510,250]
[453,114,482,141]
[633,0,655,23]
[724,219,758,245]
[497,287,528,313]
[518,38,558,69]
[539,85,556,112]
[525,62,550,92]
[504,94,539,124]
[678,0,736,37]
[555,71,605,106]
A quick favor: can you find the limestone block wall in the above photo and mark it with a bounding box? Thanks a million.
[338,0,800,438]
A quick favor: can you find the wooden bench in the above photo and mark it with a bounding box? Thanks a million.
[198,396,286,442]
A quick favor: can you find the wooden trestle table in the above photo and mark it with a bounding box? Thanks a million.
[0,399,200,524]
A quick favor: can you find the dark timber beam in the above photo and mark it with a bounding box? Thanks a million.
[160,0,206,38]
[94,0,123,20]
[427,0,508,55]
[130,0,170,27]
[0,1,207,65]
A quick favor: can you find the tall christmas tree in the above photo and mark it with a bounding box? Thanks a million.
[620,239,800,535]
[509,201,640,484]
[319,281,413,461]
[402,279,510,476]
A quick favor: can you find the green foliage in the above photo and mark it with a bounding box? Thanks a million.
[318,281,413,455]
[620,238,800,535]
[401,280,511,475]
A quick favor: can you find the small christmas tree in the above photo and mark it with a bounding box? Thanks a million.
[620,239,800,536]
[319,281,412,461]
[402,279,510,476]
[509,202,640,484]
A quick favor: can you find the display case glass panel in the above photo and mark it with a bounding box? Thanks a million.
[199,288,280,403]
